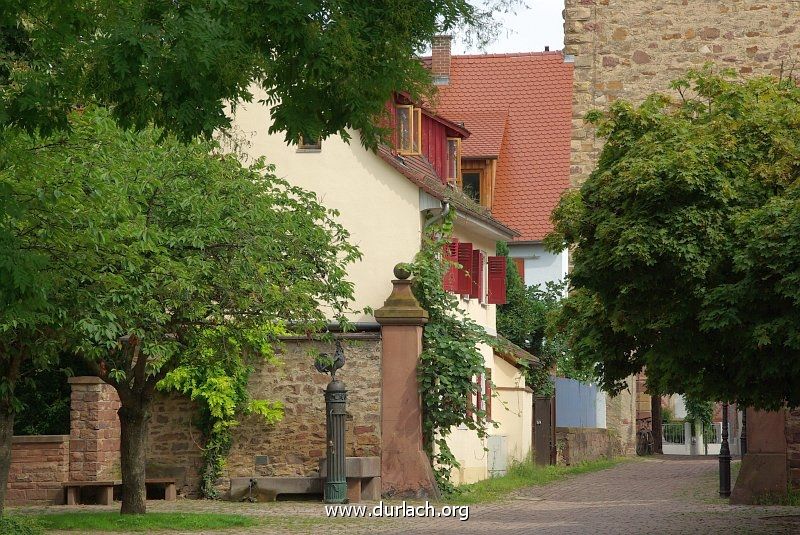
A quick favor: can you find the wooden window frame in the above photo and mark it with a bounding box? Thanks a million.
[413,107,422,154]
[297,135,321,152]
[460,168,483,204]
[446,137,462,183]
[396,105,421,155]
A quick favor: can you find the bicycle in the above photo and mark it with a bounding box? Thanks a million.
[636,417,654,456]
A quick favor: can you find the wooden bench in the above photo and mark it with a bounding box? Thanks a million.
[63,478,177,505]
[64,481,118,506]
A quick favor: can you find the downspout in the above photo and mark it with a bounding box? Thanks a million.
[424,200,450,232]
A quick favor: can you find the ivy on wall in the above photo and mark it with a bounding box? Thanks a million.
[158,324,284,498]
[406,210,496,493]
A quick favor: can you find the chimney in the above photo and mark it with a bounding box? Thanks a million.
[431,35,452,85]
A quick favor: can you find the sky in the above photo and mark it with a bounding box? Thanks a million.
[453,0,566,54]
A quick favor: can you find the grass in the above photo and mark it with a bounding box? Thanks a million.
[444,457,627,505]
[755,487,800,506]
[24,512,259,532]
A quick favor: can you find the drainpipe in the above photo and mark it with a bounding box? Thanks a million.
[424,200,450,231]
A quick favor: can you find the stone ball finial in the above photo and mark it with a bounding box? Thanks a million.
[393,263,411,280]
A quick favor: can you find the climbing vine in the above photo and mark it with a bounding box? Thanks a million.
[406,211,496,493]
[159,324,284,498]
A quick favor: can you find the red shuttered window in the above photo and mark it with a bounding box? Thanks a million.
[470,250,484,300]
[487,256,507,304]
[456,242,473,295]
[442,239,459,292]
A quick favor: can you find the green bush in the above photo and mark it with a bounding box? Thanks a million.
[0,516,44,535]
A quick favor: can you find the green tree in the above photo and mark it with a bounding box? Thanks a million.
[546,67,800,410]
[1,0,518,143]
[0,108,359,514]
[495,243,588,395]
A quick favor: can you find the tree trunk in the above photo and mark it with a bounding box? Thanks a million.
[651,395,663,455]
[118,401,151,514]
[0,351,22,516]
[0,407,14,516]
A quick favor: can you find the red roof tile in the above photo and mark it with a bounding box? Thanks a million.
[455,110,508,158]
[376,146,518,238]
[428,51,574,241]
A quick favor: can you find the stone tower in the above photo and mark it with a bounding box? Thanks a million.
[564,0,800,187]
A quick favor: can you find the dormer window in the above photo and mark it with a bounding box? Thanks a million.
[446,138,461,183]
[396,105,421,154]
[462,170,481,203]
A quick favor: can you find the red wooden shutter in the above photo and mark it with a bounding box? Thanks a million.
[470,250,484,299]
[443,238,459,292]
[485,368,492,421]
[476,374,484,414]
[487,256,507,304]
[456,242,473,294]
[513,257,525,285]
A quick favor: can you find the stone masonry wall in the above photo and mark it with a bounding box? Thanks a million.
[6,436,70,505]
[565,0,800,187]
[556,427,617,465]
[68,377,121,482]
[786,409,800,490]
[147,393,204,498]
[222,335,381,490]
[606,385,637,456]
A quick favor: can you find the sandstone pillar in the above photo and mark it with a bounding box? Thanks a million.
[68,377,121,482]
[374,265,438,498]
[731,408,787,504]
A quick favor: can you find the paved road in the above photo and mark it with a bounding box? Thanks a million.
[21,456,800,534]
[381,456,800,534]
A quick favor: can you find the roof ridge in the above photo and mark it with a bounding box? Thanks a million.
[420,50,565,60]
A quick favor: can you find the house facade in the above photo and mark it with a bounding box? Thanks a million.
[231,88,533,485]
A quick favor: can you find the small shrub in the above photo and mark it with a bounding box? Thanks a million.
[0,516,44,535]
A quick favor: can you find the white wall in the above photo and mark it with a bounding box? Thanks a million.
[508,243,568,290]
[231,95,423,321]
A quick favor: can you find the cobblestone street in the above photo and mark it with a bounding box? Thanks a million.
[17,456,800,534]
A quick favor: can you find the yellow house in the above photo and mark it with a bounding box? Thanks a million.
[231,89,534,485]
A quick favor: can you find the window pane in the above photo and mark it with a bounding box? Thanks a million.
[396,107,411,152]
[447,139,458,180]
[413,108,422,153]
[462,172,480,202]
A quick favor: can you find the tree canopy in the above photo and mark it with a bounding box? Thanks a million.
[0,107,360,512]
[546,68,800,410]
[1,0,516,144]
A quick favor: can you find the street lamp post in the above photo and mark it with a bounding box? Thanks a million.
[719,402,731,498]
[740,408,748,456]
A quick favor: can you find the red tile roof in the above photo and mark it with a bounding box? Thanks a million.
[428,51,574,241]
[458,110,508,158]
[376,146,519,238]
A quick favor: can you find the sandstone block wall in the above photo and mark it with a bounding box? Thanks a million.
[565,0,800,187]
[147,393,204,497]
[68,377,121,482]
[556,427,617,465]
[6,436,70,505]
[223,336,381,489]
[787,409,800,490]
[606,386,637,456]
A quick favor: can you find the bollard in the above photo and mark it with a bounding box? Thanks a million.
[324,379,348,504]
[719,402,731,498]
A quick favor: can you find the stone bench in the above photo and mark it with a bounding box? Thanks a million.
[229,456,381,503]
[63,478,176,505]
[319,456,381,502]
[229,476,322,502]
